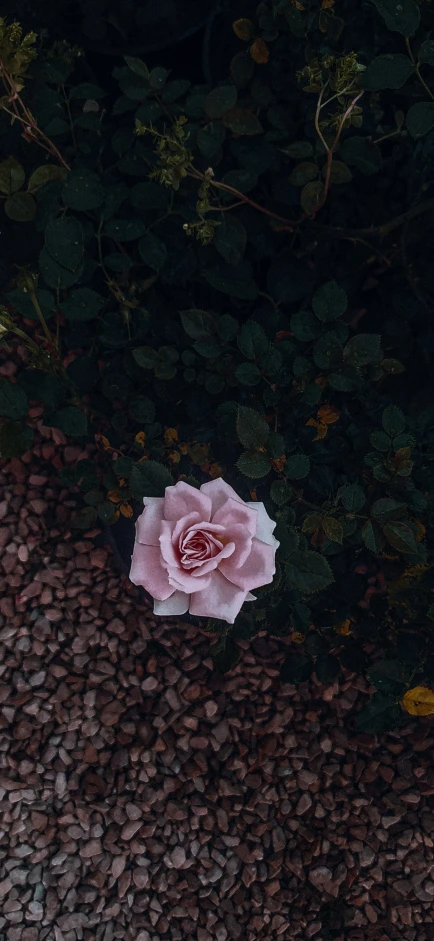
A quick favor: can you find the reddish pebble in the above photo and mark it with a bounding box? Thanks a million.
[18,545,29,563]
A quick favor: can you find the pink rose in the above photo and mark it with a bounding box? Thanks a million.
[130,479,279,623]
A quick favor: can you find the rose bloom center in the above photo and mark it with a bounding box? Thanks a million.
[179,527,225,569]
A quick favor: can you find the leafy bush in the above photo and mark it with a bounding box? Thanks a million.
[2,2,434,730]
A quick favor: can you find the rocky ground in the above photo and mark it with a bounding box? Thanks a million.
[1,420,434,941]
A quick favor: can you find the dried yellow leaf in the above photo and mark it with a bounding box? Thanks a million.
[120,502,133,519]
[292,632,305,644]
[250,38,269,64]
[232,18,254,41]
[402,686,434,717]
[164,427,179,445]
[317,404,340,424]
[134,431,146,448]
[334,619,352,636]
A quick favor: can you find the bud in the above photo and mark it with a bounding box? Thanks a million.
[15,267,38,294]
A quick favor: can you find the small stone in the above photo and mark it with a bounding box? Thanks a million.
[296,794,312,815]
[80,839,102,858]
[170,846,186,868]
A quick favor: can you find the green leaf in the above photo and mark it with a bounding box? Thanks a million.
[356,691,402,733]
[419,40,434,66]
[383,521,418,554]
[39,247,83,289]
[4,192,36,222]
[338,137,382,176]
[286,550,334,593]
[7,288,54,322]
[0,156,25,195]
[104,219,147,241]
[193,337,222,358]
[343,334,382,367]
[129,181,168,211]
[368,659,410,693]
[45,216,83,272]
[222,108,263,135]
[69,82,107,99]
[138,232,167,270]
[382,405,405,436]
[323,517,343,544]
[406,102,434,139]
[370,430,391,451]
[104,253,133,272]
[18,371,65,407]
[339,484,365,512]
[27,165,67,192]
[212,635,241,674]
[235,362,262,385]
[0,381,28,420]
[197,122,226,161]
[123,56,150,80]
[270,480,292,506]
[328,161,352,184]
[274,521,299,557]
[313,281,347,322]
[180,309,214,339]
[0,420,33,458]
[61,288,105,321]
[132,346,159,369]
[315,653,340,683]
[236,405,269,449]
[281,141,314,158]
[217,314,238,342]
[362,54,414,90]
[289,162,318,186]
[129,397,156,423]
[236,450,270,478]
[237,321,267,360]
[313,332,343,370]
[72,506,98,530]
[370,0,420,35]
[285,453,310,479]
[50,406,88,437]
[371,498,406,519]
[290,310,318,341]
[280,653,312,683]
[362,520,384,553]
[113,456,133,476]
[300,181,324,215]
[214,217,246,266]
[205,85,237,118]
[62,169,105,211]
[130,460,173,499]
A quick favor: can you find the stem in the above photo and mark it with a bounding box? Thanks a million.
[28,291,54,346]
[187,170,301,227]
[314,87,330,154]
[405,37,434,103]
[61,84,77,152]
[319,197,434,240]
[313,90,364,215]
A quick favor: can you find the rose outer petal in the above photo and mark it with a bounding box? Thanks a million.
[200,478,244,514]
[154,591,190,617]
[136,498,165,546]
[189,570,249,624]
[247,501,280,550]
[212,496,257,537]
[219,536,276,592]
[164,481,212,523]
[130,543,174,601]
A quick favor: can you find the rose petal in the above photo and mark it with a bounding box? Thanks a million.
[129,543,174,600]
[164,481,212,523]
[190,541,235,577]
[136,498,165,546]
[219,536,276,592]
[189,570,249,624]
[247,501,279,549]
[212,497,258,537]
[246,592,257,602]
[200,478,244,515]
[154,591,190,616]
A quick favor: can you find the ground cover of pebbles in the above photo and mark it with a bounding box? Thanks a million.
[1,423,434,941]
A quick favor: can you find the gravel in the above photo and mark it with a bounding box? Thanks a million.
[1,418,434,941]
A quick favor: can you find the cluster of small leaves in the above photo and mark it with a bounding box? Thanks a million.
[1,0,434,729]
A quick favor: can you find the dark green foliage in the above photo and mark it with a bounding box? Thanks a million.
[3,0,434,730]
